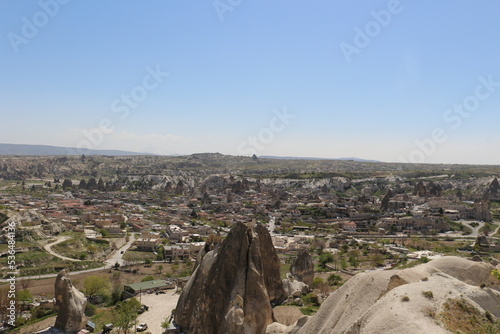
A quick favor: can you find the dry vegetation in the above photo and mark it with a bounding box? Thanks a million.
[438,298,500,334]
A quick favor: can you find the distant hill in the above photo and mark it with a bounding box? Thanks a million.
[0,143,150,156]
[260,155,382,163]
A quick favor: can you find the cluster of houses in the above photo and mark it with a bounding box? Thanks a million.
[1,177,498,264]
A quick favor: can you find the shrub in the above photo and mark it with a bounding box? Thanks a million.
[301,293,319,306]
[312,277,324,289]
[85,303,97,316]
[327,274,343,286]
[401,295,410,302]
[300,306,319,316]
[422,291,434,299]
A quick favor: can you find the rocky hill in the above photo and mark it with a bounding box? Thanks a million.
[175,222,286,334]
[268,256,500,334]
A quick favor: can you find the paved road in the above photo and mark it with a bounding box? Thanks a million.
[43,236,83,262]
[460,220,485,238]
[491,222,500,236]
[105,234,136,267]
[2,234,137,281]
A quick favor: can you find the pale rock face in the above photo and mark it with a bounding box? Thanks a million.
[267,256,500,334]
[175,223,286,334]
[54,270,87,334]
[282,273,309,297]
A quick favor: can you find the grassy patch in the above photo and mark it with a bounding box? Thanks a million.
[300,305,319,316]
[122,250,157,262]
[52,233,109,260]
[479,223,495,235]
[91,307,115,332]
[439,298,500,334]
[280,262,291,280]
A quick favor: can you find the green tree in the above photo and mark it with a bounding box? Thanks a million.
[370,253,385,267]
[109,272,123,306]
[332,253,340,270]
[340,257,347,270]
[492,269,500,280]
[113,298,141,334]
[312,277,324,289]
[348,250,360,268]
[83,275,111,298]
[327,273,343,286]
[318,252,334,269]
[156,264,164,275]
[17,290,33,304]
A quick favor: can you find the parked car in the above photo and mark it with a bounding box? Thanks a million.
[138,304,149,314]
[103,323,113,333]
[137,322,148,332]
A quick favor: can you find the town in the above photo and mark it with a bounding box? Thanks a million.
[1,154,500,333]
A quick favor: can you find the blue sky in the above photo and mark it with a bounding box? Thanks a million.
[1,1,500,164]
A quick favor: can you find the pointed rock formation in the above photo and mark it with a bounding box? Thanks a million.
[289,249,314,287]
[380,189,393,211]
[488,177,500,199]
[175,222,286,334]
[471,192,493,222]
[54,270,87,334]
[429,183,443,196]
[413,181,428,197]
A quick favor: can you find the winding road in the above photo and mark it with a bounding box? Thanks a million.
[460,220,485,238]
[43,236,83,262]
[3,234,137,281]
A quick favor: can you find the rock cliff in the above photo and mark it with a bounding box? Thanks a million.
[289,249,314,287]
[268,256,500,334]
[175,222,286,334]
[54,270,87,334]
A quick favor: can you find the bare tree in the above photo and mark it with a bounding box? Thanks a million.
[20,277,32,291]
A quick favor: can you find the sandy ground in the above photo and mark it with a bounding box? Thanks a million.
[273,306,304,326]
[135,289,180,334]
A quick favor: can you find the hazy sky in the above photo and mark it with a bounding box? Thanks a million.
[1,1,500,164]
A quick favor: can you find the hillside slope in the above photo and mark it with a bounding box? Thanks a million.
[268,257,500,334]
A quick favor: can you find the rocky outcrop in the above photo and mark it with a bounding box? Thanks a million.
[282,273,309,297]
[175,222,286,334]
[268,256,500,334]
[471,193,493,222]
[380,189,393,211]
[413,181,428,197]
[289,249,314,286]
[429,182,443,196]
[54,270,87,334]
[488,178,500,199]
